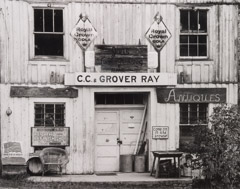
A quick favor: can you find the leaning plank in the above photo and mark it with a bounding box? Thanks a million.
[10,86,78,98]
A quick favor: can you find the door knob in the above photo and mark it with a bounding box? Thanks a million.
[117,138,122,145]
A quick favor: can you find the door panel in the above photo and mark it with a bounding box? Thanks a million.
[95,111,119,172]
[120,109,143,155]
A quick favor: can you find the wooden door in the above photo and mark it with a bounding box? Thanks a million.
[95,110,120,172]
[95,108,144,172]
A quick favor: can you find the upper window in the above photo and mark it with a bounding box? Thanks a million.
[34,103,65,127]
[180,9,208,58]
[34,8,64,57]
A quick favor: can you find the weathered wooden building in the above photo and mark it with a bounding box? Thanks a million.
[0,0,238,174]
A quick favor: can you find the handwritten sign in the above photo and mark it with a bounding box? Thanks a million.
[95,45,147,72]
[65,73,177,86]
[31,127,70,146]
[3,142,23,157]
[145,18,171,52]
[156,88,226,103]
[71,16,97,50]
[152,126,169,139]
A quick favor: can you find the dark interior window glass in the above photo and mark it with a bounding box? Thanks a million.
[34,9,43,32]
[190,10,198,31]
[199,45,207,56]
[125,94,134,104]
[44,9,53,32]
[115,94,124,104]
[54,10,63,32]
[180,35,188,43]
[96,94,105,104]
[35,34,63,56]
[135,94,143,104]
[34,8,63,56]
[199,11,207,32]
[180,10,188,32]
[106,94,115,104]
[189,45,197,56]
[95,93,144,105]
[180,104,188,124]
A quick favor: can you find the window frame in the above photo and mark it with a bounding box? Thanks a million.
[34,102,66,127]
[30,4,68,61]
[177,7,210,60]
[179,103,208,126]
[179,103,208,143]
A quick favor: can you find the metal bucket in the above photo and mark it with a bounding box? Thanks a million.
[134,155,146,173]
[120,155,133,172]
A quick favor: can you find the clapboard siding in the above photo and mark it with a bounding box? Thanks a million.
[0,1,238,84]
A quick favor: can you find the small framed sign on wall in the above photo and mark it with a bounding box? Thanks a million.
[152,126,169,139]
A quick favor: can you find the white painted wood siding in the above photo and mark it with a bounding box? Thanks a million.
[0,1,238,84]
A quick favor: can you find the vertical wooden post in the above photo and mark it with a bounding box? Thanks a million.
[157,51,161,73]
[83,49,86,72]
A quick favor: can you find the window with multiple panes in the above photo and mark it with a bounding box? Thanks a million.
[180,9,208,57]
[180,103,208,143]
[95,93,144,105]
[34,103,65,127]
[34,8,64,56]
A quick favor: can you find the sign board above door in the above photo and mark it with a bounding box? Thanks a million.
[95,45,147,72]
[65,72,177,86]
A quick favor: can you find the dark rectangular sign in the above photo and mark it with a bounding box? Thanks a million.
[95,45,147,72]
[156,88,226,103]
[31,127,70,147]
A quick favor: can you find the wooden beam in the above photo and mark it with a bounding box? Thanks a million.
[10,87,78,98]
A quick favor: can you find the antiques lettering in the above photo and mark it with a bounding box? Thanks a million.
[164,89,221,103]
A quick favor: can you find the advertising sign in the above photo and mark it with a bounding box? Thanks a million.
[3,142,23,157]
[71,15,97,50]
[95,45,147,72]
[152,126,169,139]
[31,127,70,146]
[65,72,177,86]
[145,15,171,52]
[156,88,226,103]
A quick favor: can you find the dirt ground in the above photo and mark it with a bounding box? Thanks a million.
[0,176,189,189]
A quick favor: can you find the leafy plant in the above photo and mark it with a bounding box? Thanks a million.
[185,104,240,189]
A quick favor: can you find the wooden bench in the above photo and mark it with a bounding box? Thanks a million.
[39,147,69,176]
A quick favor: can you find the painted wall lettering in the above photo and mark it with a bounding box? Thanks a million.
[156,88,226,103]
